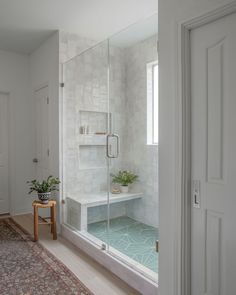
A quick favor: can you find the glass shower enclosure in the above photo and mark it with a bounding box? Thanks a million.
[62,14,158,281]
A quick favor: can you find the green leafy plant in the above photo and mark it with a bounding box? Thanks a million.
[111,170,138,186]
[27,176,60,194]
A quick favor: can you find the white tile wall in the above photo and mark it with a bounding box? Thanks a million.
[61,32,158,227]
[123,35,158,227]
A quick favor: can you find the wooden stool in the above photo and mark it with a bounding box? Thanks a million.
[32,200,57,242]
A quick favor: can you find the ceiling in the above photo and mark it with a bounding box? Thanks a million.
[110,13,158,48]
[0,0,157,54]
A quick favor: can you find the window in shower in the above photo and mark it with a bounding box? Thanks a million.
[147,61,159,145]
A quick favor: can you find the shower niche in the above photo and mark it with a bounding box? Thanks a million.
[78,110,111,145]
[78,110,112,170]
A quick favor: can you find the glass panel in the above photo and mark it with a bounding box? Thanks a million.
[108,14,159,281]
[61,13,159,282]
[153,64,159,144]
[62,40,110,248]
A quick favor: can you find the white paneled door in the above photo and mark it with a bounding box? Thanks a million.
[0,93,9,214]
[191,13,236,295]
[35,86,50,181]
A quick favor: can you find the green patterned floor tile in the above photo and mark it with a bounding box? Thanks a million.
[88,216,159,273]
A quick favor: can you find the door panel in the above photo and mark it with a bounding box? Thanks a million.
[35,86,50,180]
[0,93,9,214]
[191,13,236,295]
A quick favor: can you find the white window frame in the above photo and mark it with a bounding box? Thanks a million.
[147,61,158,145]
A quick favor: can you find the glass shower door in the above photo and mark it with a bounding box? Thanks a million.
[62,39,111,249]
[107,14,159,280]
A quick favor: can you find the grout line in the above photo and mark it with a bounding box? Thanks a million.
[88,216,159,274]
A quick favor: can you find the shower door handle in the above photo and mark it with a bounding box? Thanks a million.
[106,134,120,158]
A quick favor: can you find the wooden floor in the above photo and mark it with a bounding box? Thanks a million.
[12,214,140,295]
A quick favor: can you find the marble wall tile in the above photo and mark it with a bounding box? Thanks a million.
[61,32,158,227]
[60,31,96,64]
[123,35,158,227]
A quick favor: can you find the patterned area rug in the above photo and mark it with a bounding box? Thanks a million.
[0,218,94,295]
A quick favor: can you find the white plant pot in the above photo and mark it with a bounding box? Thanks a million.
[120,185,129,193]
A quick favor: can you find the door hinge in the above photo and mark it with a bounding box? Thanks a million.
[47,149,50,157]
[33,158,38,163]
[60,82,65,88]
[47,96,49,104]
[101,243,106,251]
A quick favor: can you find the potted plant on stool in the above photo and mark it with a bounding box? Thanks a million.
[111,170,138,193]
[27,176,60,204]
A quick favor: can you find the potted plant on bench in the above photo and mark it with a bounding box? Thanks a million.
[111,170,138,193]
[27,176,60,204]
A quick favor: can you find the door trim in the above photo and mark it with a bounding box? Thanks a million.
[0,92,11,214]
[177,2,236,295]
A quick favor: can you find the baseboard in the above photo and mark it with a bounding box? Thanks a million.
[11,210,32,216]
[11,211,62,234]
[0,213,11,219]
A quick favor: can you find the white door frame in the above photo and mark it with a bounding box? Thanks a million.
[0,91,11,215]
[177,2,236,295]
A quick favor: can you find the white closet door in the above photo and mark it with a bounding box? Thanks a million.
[191,12,236,295]
[35,86,50,181]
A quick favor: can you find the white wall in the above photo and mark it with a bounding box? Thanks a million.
[29,32,60,218]
[159,0,232,294]
[29,32,60,179]
[0,50,35,215]
[0,33,60,216]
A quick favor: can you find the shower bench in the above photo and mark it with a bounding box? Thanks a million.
[66,192,143,231]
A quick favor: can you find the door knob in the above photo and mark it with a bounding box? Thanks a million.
[33,158,38,163]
